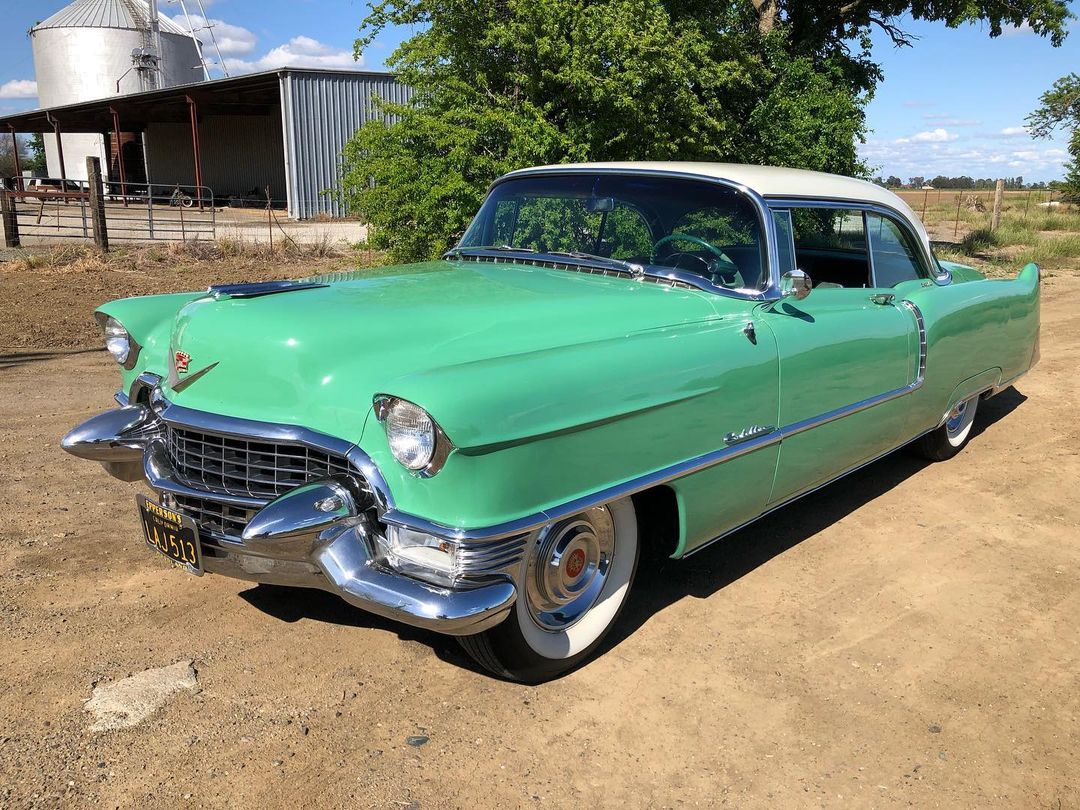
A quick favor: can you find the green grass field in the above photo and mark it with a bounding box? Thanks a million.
[893,189,1080,277]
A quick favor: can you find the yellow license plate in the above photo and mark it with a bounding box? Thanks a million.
[136,494,203,575]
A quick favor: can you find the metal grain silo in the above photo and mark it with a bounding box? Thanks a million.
[30,0,204,182]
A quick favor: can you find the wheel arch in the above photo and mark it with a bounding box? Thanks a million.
[631,485,680,561]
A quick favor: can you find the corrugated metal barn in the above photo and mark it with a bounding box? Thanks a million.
[0,68,411,219]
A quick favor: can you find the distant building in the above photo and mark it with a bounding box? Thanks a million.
[2,68,411,219]
[30,0,205,183]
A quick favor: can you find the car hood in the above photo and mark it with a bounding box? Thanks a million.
[159,260,729,447]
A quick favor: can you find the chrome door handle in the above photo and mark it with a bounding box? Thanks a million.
[869,293,896,305]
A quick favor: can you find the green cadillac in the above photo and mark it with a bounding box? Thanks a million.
[63,163,1040,682]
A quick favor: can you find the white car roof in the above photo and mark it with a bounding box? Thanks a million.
[504,161,930,245]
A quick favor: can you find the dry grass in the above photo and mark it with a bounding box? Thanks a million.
[893,189,1080,276]
[0,240,390,350]
[4,238,385,275]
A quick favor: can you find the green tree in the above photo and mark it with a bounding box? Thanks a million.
[0,136,24,180]
[25,134,47,174]
[345,0,1072,262]
[1028,73,1080,201]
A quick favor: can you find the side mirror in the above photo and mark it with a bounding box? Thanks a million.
[781,268,812,300]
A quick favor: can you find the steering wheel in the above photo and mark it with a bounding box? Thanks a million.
[650,232,741,283]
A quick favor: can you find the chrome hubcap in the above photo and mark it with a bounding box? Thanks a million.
[946,398,975,439]
[525,506,615,631]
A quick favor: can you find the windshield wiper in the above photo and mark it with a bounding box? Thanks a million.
[444,244,536,257]
[547,250,644,277]
[445,245,646,279]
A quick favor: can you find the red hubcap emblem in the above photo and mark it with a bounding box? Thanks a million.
[565,548,586,579]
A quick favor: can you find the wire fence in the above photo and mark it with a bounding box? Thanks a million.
[2,178,216,244]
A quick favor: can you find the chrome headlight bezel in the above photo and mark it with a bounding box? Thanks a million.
[373,395,453,476]
[94,312,141,370]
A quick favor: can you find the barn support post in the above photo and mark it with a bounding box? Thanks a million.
[46,112,67,187]
[9,126,22,191]
[185,95,204,211]
[0,183,19,248]
[86,156,109,251]
[109,107,128,207]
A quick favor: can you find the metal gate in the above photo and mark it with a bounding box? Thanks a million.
[2,178,215,245]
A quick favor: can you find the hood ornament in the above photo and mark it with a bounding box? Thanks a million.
[168,349,217,392]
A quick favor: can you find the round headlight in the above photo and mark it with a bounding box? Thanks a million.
[103,317,130,365]
[384,399,436,471]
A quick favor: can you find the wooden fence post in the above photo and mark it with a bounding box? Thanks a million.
[0,187,19,248]
[990,179,1004,232]
[86,156,108,250]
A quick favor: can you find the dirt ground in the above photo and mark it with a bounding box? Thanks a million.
[1,257,1078,809]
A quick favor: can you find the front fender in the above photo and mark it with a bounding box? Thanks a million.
[362,314,780,533]
[98,292,205,395]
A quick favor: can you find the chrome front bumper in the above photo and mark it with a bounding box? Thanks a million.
[61,403,518,636]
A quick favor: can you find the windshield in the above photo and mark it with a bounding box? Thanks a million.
[457,173,767,291]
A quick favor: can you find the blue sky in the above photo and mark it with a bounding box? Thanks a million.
[1,1,1075,182]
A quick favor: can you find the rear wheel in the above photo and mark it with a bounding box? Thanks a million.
[458,498,639,683]
[914,394,979,461]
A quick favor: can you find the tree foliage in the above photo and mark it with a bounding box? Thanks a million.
[343,0,1072,262]
[1028,73,1080,201]
[25,134,47,174]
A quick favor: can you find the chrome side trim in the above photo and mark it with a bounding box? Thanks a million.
[383,299,929,543]
[682,423,939,558]
[382,428,784,541]
[902,300,928,381]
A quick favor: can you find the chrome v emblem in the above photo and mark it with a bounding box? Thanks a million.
[168,350,218,391]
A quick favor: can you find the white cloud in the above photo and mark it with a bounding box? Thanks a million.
[997,126,1032,138]
[897,128,958,144]
[170,14,256,55]
[1002,22,1034,36]
[224,36,361,74]
[860,137,1069,181]
[0,79,37,99]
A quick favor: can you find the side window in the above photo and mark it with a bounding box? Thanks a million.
[772,209,795,277]
[866,212,927,287]
[789,208,871,289]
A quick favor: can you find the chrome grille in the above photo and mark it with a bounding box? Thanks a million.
[164,424,355,500]
[170,494,259,540]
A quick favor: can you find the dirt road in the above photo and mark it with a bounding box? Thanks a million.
[1,271,1078,808]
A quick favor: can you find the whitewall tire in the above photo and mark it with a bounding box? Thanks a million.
[458,497,639,682]
[914,394,980,461]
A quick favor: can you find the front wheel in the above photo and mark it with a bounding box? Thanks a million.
[458,498,639,683]
[913,394,979,461]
